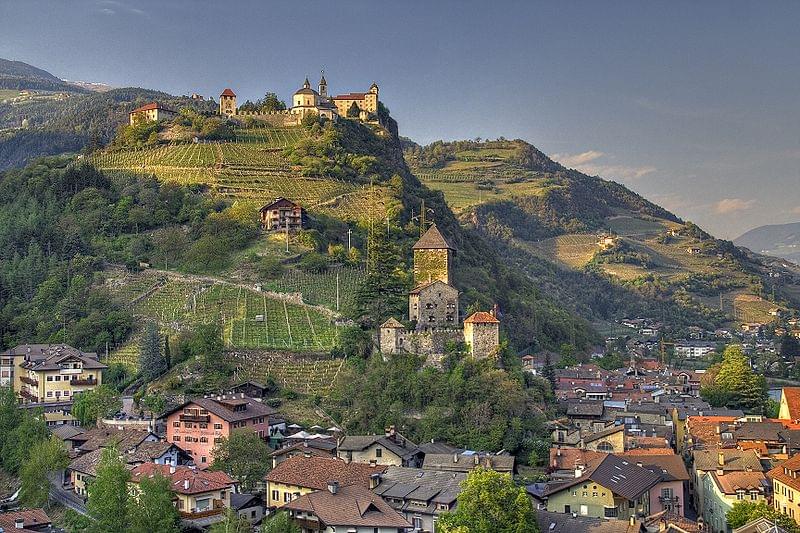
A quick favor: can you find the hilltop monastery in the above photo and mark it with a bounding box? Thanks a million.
[217,74,380,125]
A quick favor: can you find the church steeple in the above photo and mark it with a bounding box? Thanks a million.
[318,70,328,97]
[303,77,311,89]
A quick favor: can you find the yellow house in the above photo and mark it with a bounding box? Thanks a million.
[779,388,800,421]
[0,344,106,426]
[337,428,422,467]
[264,455,386,509]
[129,102,178,125]
[130,463,235,519]
[331,82,379,118]
[768,454,800,526]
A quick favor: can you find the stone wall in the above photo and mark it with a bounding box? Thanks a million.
[409,281,459,329]
[232,110,296,127]
[465,322,500,359]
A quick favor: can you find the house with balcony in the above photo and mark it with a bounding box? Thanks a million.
[129,463,236,525]
[0,344,106,425]
[544,454,660,520]
[162,393,285,467]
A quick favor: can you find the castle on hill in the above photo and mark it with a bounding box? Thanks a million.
[216,73,380,125]
[379,225,501,360]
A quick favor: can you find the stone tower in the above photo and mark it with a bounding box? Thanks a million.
[318,73,328,98]
[379,317,405,356]
[412,224,455,286]
[219,88,237,117]
[463,311,500,359]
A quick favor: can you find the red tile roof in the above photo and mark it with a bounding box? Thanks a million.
[782,388,800,420]
[283,483,410,528]
[130,102,177,114]
[220,88,236,97]
[332,93,368,100]
[686,415,737,447]
[130,463,235,495]
[711,471,767,494]
[0,509,51,532]
[622,448,677,456]
[265,456,387,490]
[464,311,500,324]
[768,454,800,491]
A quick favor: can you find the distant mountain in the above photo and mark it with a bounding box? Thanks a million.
[0,58,82,92]
[735,222,800,264]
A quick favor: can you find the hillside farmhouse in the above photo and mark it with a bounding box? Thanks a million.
[259,197,305,231]
[129,102,178,125]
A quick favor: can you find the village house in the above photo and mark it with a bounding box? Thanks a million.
[674,340,718,359]
[779,387,800,421]
[258,197,305,231]
[372,466,466,532]
[701,471,769,533]
[270,439,338,468]
[690,449,764,517]
[162,393,285,467]
[230,493,264,527]
[0,509,56,532]
[129,102,178,125]
[0,344,107,426]
[627,454,690,517]
[536,510,642,533]
[264,455,388,510]
[337,426,423,468]
[282,481,410,533]
[768,453,800,526]
[544,454,660,520]
[129,463,237,523]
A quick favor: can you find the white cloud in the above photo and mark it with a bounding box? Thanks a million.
[95,1,146,16]
[551,150,656,180]
[713,198,756,214]
[551,150,604,167]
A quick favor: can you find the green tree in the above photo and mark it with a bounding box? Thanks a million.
[141,392,166,418]
[346,102,361,118]
[0,386,23,468]
[190,323,224,368]
[355,232,408,326]
[210,430,271,492]
[86,447,130,533]
[260,92,287,112]
[72,385,122,426]
[437,468,538,533]
[19,436,69,507]
[261,511,301,533]
[540,353,556,392]
[129,473,180,533]
[3,411,49,474]
[701,345,768,412]
[208,508,252,533]
[139,320,166,381]
[727,501,800,533]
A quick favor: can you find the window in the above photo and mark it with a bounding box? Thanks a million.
[199,423,207,429]
[284,492,291,503]
[214,423,223,430]
[47,376,53,382]
[271,490,279,501]
[413,517,423,529]
[604,507,618,518]
[173,421,180,427]
[201,456,206,463]
[200,437,208,443]
[751,491,759,501]
[375,448,382,458]
[737,491,745,500]
[46,391,53,397]
[173,436,180,442]
[596,441,614,452]
[54,376,61,381]
[592,492,598,497]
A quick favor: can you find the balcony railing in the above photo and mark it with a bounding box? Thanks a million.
[20,376,39,387]
[180,414,211,423]
[19,389,38,402]
[70,378,97,386]
[179,499,225,519]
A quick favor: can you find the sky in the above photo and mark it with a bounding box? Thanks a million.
[1,0,798,239]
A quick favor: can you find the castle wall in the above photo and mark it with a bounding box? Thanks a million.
[413,249,452,285]
[402,329,463,356]
[232,110,296,127]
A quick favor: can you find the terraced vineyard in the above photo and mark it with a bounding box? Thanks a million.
[232,126,306,146]
[268,266,365,311]
[734,294,784,324]
[228,351,345,394]
[107,273,340,352]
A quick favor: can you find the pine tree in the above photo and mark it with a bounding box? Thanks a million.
[129,473,180,533]
[87,447,130,533]
[139,321,166,381]
[355,231,408,326]
[541,353,556,392]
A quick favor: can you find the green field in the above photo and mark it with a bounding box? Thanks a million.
[531,234,599,268]
[606,215,667,236]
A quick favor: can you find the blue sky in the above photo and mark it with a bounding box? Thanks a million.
[1,0,798,238]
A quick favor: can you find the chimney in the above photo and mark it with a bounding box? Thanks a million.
[575,464,585,478]
[369,473,382,489]
[327,480,339,495]
[15,518,24,529]
[369,459,377,467]
[715,425,720,435]
[453,453,459,463]
[169,465,176,474]
[184,479,190,490]
[718,452,725,467]
[474,455,480,466]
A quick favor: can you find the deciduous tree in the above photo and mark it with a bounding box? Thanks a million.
[129,473,180,533]
[86,447,130,533]
[210,430,271,492]
[19,436,69,507]
[437,468,538,533]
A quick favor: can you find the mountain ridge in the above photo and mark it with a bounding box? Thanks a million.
[734,221,800,264]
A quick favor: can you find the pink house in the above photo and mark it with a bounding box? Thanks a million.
[627,453,690,516]
[163,394,284,468]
